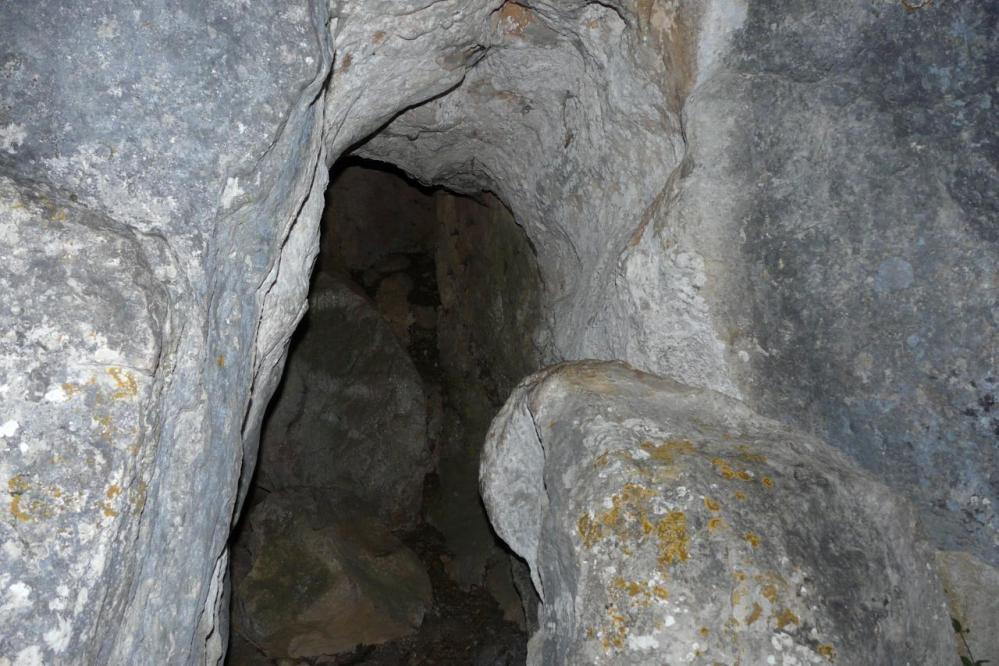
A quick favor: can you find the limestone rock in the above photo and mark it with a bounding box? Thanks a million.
[935,550,999,663]
[257,272,431,527]
[481,361,953,665]
[231,490,431,659]
[0,174,169,664]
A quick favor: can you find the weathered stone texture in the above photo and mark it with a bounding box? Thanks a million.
[230,490,431,660]
[482,361,954,665]
[1,1,333,663]
[1,0,994,662]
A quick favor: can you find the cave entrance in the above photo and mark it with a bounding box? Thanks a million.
[226,157,542,664]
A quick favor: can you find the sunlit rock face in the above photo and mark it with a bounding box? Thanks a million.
[0,0,995,663]
[481,361,954,665]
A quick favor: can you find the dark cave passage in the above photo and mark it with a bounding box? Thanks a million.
[225,158,543,665]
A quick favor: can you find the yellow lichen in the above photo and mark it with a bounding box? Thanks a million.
[761,476,774,488]
[743,532,761,548]
[107,367,138,400]
[640,439,695,464]
[762,584,778,603]
[816,644,836,661]
[699,626,710,637]
[775,609,800,630]
[8,475,31,522]
[656,511,689,570]
[216,355,225,368]
[100,502,119,518]
[734,491,747,501]
[61,382,81,398]
[704,496,720,511]
[105,484,121,499]
[745,602,763,625]
[707,516,725,531]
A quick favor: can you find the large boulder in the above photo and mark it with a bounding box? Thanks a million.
[482,361,953,665]
[257,272,431,528]
[230,490,431,660]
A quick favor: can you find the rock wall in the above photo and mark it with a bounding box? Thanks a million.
[1,0,995,663]
[481,361,954,665]
[358,1,998,566]
[1,2,334,663]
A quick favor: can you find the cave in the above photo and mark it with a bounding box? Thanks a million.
[1,2,997,665]
[225,158,542,664]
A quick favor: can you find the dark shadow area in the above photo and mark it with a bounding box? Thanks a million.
[225,156,543,665]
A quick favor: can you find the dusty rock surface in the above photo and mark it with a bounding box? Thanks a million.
[230,490,431,660]
[256,272,430,528]
[482,361,954,665]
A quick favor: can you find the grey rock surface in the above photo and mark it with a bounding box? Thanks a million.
[935,550,999,664]
[257,273,431,528]
[481,361,954,665]
[1,1,334,662]
[1,0,994,662]
[359,0,998,568]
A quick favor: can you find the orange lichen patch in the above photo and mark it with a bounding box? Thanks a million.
[8,475,31,522]
[498,2,533,36]
[585,627,596,640]
[372,30,386,44]
[761,584,778,603]
[699,627,710,637]
[761,476,774,488]
[656,511,689,570]
[775,609,800,630]
[711,457,738,479]
[105,484,121,499]
[641,438,695,464]
[61,382,81,398]
[577,482,656,549]
[743,532,761,548]
[735,469,753,481]
[745,602,763,625]
[816,644,836,661]
[339,52,353,72]
[733,571,747,582]
[703,497,721,511]
[100,502,119,518]
[600,609,629,651]
[7,476,60,522]
[107,367,138,400]
[612,577,644,597]
[216,355,225,368]
[734,491,747,501]
[593,451,611,468]
[707,517,726,531]
[610,577,670,606]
